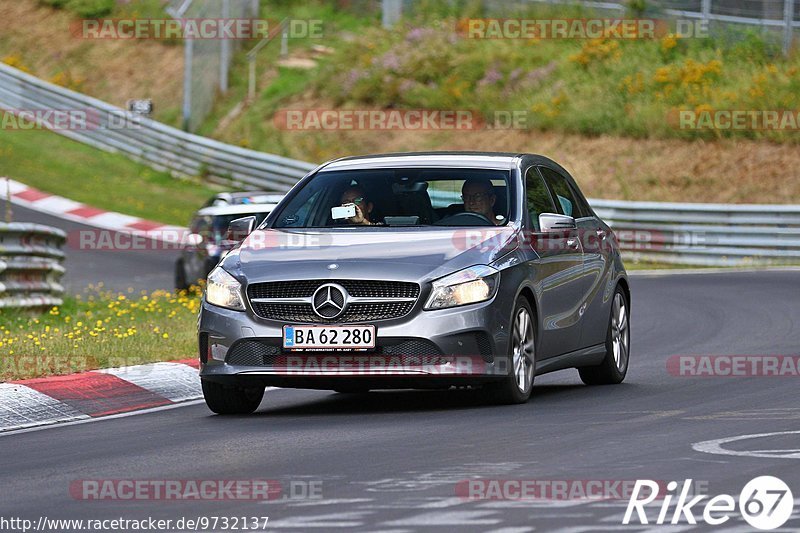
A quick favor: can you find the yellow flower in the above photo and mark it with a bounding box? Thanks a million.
[661,33,678,52]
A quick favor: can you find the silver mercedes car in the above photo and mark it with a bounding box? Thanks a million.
[198,152,631,413]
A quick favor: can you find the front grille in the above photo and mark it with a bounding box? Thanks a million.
[225,338,444,367]
[248,280,419,299]
[247,280,420,323]
[226,340,282,366]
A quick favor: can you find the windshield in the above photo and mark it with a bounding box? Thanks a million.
[273,168,512,229]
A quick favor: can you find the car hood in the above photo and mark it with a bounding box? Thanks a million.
[223,227,519,284]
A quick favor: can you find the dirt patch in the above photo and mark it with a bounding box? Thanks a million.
[0,1,183,120]
[266,97,800,204]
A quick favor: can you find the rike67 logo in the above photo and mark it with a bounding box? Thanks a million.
[623,476,794,530]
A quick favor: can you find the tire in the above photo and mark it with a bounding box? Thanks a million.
[174,259,189,291]
[579,286,630,385]
[485,296,536,404]
[201,379,264,415]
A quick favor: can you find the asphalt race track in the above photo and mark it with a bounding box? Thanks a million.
[11,204,178,294]
[2,270,799,531]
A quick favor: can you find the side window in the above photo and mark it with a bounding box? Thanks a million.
[539,167,587,219]
[525,167,557,230]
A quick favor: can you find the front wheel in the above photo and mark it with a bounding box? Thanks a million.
[579,286,630,385]
[485,297,536,404]
[201,379,264,415]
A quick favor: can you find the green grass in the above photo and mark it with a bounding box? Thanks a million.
[0,128,219,226]
[0,287,200,381]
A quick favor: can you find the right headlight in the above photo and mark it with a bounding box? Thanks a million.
[424,265,500,310]
[206,267,246,311]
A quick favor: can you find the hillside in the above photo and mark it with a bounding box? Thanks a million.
[1,0,799,204]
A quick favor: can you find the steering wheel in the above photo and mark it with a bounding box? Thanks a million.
[434,211,495,226]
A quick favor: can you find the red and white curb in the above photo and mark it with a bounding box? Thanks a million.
[0,359,201,432]
[0,177,185,242]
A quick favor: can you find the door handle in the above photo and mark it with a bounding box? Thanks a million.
[566,237,579,249]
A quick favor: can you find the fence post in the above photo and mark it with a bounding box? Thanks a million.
[382,0,402,29]
[220,0,231,93]
[182,38,193,131]
[701,0,711,26]
[783,0,794,56]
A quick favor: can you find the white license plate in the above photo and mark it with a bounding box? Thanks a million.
[283,325,376,350]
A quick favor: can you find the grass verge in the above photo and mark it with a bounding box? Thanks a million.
[0,286,200,381]
[0,128,219,226]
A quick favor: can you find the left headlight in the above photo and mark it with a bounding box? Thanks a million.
[424,265,500,310]
[206,267,246,311]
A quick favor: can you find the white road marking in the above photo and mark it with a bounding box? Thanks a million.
[99,362,201,402]
[0,386,282,436]
[265,511,368,528]
[692,430,800,459]
[0,399,206,437]
[0,383,89,431]
[382,510,501,526]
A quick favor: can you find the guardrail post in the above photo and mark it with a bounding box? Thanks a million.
[4,178,11,223]
[281,23,289,57]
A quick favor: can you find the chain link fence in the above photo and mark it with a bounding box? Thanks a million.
[392,0,799,54]
[168,0,259,132]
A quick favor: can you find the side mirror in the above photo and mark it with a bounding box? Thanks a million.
[226,216,256,243]
[539,213,576,232]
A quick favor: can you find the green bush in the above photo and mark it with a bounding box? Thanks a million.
[65,0,115,18]
[39,0,114,17]
[38,0,70,7]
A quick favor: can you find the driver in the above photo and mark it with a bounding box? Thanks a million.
[461,178,501,225]
[339,186,375,226]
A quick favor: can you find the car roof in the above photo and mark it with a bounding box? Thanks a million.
[320,151,525,171]
[196,204,279,217]
[210,192,285,204]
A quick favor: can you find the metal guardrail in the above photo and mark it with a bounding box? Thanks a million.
[0,63,316,193]
[1,63,797,267]
[591,200,800,266]
[0,223,66,310]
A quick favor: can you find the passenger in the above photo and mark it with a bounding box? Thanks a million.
[339,186,375,226]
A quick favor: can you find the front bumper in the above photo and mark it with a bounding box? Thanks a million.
[198,295,513,389]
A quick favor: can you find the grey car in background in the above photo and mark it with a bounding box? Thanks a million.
[175,203,280,290]
[198,152,631,413]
